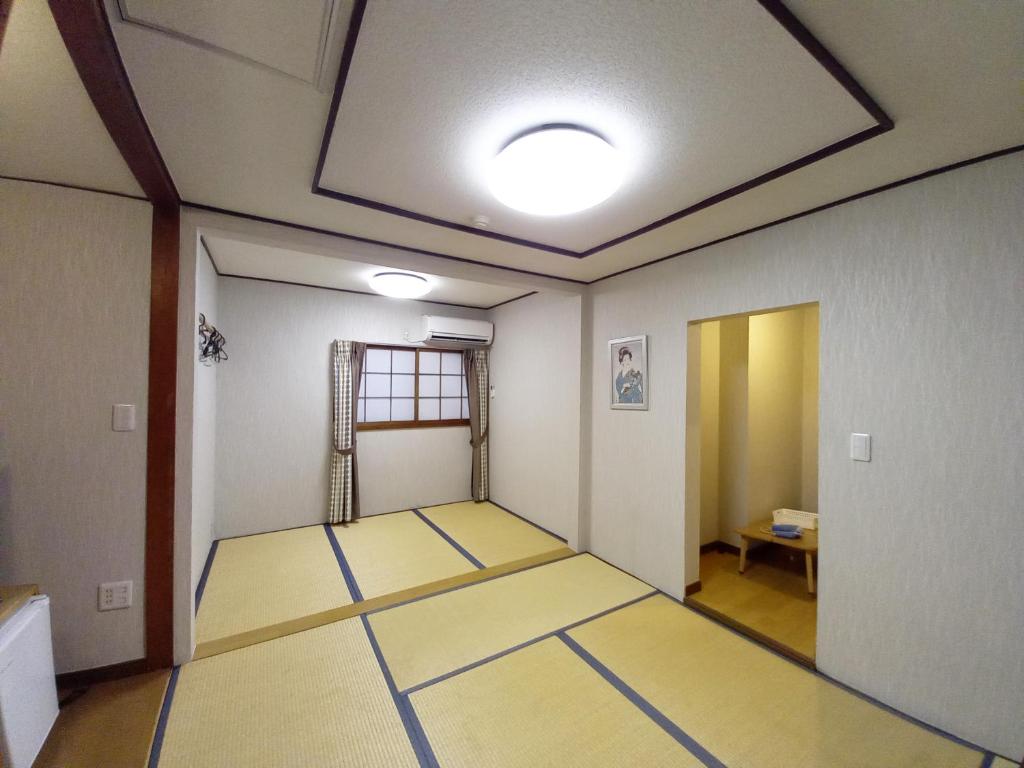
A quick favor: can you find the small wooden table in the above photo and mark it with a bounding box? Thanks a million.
[735,522,818,594]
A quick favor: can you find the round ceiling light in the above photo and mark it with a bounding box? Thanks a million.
[368,271,431,299]
[489,125,624,216]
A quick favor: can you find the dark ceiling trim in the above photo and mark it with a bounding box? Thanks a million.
[486,291,538,311]
[217,272,503,313]
[48,0,179,207]
[206,225,538,311]
[0,173,149,202]
[590,143,1024,284]
[182,200,588,285]
[194,145,1022,289]
[309,0,892,259]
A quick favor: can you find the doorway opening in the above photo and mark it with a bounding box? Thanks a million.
[684,303,819,666]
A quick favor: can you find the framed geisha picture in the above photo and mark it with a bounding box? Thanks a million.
[609,335,648,410]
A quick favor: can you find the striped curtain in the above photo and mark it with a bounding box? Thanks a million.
[329,340,366,524]
[464,348,489,502]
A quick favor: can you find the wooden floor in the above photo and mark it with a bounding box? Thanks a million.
[687,549,817,661]
[34,670,169,768]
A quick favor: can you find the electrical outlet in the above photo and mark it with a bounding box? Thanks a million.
[98,580,133,611]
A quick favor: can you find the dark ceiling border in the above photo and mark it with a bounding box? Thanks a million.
[0,173,149,202]
[49,0,180,672]
[310,0,893,259]
[203,233,531,311]
[194,144,1024,289]
[183,200,587,285]
[590,143,1024,284]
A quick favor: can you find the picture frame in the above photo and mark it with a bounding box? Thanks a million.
[609,335,648,410]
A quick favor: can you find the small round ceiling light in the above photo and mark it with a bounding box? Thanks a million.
[368,271,431,299]
[489,124,624,216]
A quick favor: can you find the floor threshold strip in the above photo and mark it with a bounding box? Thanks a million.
[399,590,659,696]
[557,632,726,768]
[412,508,486,569]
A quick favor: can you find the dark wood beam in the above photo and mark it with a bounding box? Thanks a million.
[47,0,178,207]
[48,0,180,670]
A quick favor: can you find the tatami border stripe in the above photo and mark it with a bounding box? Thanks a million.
[193,539,218,611]
[558,632,726,768]
[323,523,365,601]
[146,665,180,768]
[412,508,486,569]
[400,589,659,695]
[487,499,569,543]
[360,615,439,768]
[582,553,1002,760]
[978,752,995,768]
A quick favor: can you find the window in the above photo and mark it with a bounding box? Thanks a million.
[357,346,470,430]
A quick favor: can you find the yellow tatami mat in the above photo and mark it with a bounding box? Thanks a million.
[418,501,565,566]
[409,636,701,768]
[368,554,653,691]
[157,618,418,768]
[568,595,986,768]
[331,511,478,599]
[195,526,352,644]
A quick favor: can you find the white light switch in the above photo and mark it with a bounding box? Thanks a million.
[112,404,136,432]
[98,580,133,611]
[850,433,871,462]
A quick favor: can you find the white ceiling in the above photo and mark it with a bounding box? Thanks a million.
[318,0,874,253]
[118,0,349,87]
[3,0,1021,287]
[0,0,141,197]
[204,234,529,309]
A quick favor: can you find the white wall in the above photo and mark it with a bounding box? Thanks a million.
[191,246,218,591]
[214,278,487,539]
[487,293,582,544]
[585,153,1024,758]
[0,180,151,673]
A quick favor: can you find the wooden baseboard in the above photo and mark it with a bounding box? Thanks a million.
[700,540,741,556]
[55,658,151,690]
[683,598,815,669]
[684,580,703,596]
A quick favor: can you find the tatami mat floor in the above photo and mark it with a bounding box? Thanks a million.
[147,551,1010,768]
[193,501,568,654]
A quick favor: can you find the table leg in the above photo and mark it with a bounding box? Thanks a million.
[738,538,748,574]
[805,552,815,594]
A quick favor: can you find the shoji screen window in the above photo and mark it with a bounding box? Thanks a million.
[357,346,469,429]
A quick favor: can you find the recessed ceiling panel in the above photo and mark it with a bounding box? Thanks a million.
[119,0,349,84]
[317,0,877,253]
[204,235,527,308]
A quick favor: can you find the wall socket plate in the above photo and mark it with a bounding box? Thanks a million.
[98,580,133,611]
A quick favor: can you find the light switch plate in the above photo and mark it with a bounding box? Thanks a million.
[851,433,871,462]
[98,580,133,611]
[112,404,136,432]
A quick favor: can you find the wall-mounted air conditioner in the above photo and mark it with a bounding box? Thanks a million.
[419,315,493,347]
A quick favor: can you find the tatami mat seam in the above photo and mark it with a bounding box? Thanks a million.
[400,590,659,695]
[581,551,996,760]
[487,499,568,543]
[193,540,219,611]
[659,589,998,759]
[324,523,365,601]
[360,614,440,768]
[146,665,180,768]
[557,632,725,768]
[412,508,486,569]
